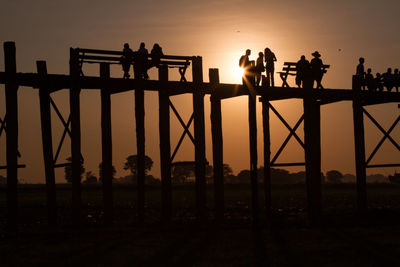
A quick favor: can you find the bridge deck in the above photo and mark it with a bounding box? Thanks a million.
[1,72,400,105]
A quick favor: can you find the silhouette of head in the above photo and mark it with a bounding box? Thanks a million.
[367,68,371,74]
[140,42,145,49]
[153,43,160,49]
[301,55,306,60]
[395,68,399,74]
[388,68,392,74]
[258,52,263,57]
[376,73,381,78]
[312,51,321,58]
[246,49,251,56]
[124,43,129,49]
[359,57,365,64]
[265,48,271,54]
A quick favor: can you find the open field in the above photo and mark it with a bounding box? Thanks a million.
[1,184,400,266]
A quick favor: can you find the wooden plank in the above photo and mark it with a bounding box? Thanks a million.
[209,68,224,224]
[69,48,82,225]
[100,63,114,225]
[135,85,146,224]
[303,86,322,225]
[4,42,19,231]
[249,91,259,226]
[37,61,57,226]
[352,75,367,211]
[192,56,207,223]
[261,98,272,218]
[158,65,172,222]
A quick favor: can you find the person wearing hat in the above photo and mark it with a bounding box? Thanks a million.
[310,51,323,88]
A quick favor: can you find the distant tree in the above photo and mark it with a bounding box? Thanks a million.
[326,170,343,184]
[237,169,250,183]
[223,164,233,177]
[84,171,98,184]
[123,155,153,182]
[64,157,85,183]
[99,162,116,183]
[172,162,195,184]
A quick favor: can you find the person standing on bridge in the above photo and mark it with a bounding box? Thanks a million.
[296,55,310,88]
[239,49,252,85]
[121,43,134,79]
[310,51,323,89]
[255,52,264,86]
[264,48,277,87]
[356,57,366,90]
[150,43,164,68]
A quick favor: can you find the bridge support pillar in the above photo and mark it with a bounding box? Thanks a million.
[158,65,172,222]
[4,42,19,231]
[303,90,322,225]
[193,57,207,223]
[69,48,82,225]
[37,61,57,226]
[135,86,145,224]
[352,76,367,211]
[100,63,114,225]
[210,68,224,224]
[248,92,259,226]
[261,97,272,219]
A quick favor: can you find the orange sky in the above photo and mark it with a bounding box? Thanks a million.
[1,0,400,183]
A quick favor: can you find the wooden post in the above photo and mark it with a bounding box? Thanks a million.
[192,57,207,223]
[100,63,113,225]
[209,68,224,223]
[352,75,367,211]
[69,48,82,225]
[37,61,57,226]
[248,92,259,225]
[4,42,19,231]
[303,89,322,224]
[135,86,145,223]
[158,65,172,222]
[261,98,272,218]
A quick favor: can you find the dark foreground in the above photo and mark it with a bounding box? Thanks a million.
[1,183,400,266]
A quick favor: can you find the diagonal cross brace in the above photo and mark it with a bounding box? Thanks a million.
[363,108,400,165]
[0,114,22,158]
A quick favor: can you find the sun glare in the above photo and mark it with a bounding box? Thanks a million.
[234,66,245,80]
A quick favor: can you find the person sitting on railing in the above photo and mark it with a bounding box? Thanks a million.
[365,68,375,91]
[121,43,134,79]
[375,73,384,92]
[382,68,394,92]
[356,57,366,90]
[134,42,149,80]
[394,68,399,92]
[150,43,164,68]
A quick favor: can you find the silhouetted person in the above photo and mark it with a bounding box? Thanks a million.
[382,68,394,92]
[264,48,277,87]
[239,49,252,85]
[365,68,375,91]
[134,42,149,80]
[296,55,310,88]
[255,52,264,86]
[375,73,383,92]
[356,57,366,90]
[394,68,399,92]
[151,43,164,68]
[121,43,134,79]
[310,51,323,89]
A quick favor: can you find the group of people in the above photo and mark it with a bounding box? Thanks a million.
[356,57,399,92]
[121,42,164,79]
[239,48,277,87]
[239,48,326,89]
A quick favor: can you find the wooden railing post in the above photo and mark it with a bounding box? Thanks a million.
[4,41,19,231]
[192,57,207,223]
[100,63,114,225]
[158,65,172,222]
[37,60,57,226]
[209,68,224,223]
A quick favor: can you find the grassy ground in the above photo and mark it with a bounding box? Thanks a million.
[0,183,400,266]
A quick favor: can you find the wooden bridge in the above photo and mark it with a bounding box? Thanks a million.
[1,41,400,229]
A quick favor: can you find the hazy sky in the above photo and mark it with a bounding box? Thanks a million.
[1,0,400,183]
